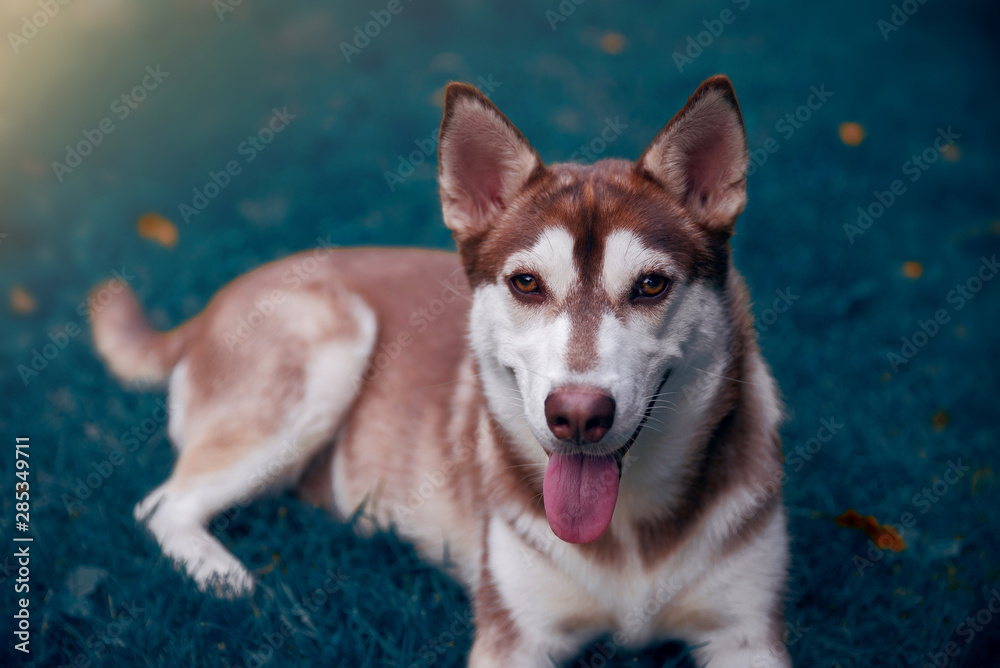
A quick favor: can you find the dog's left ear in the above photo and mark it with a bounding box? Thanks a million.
[438,83,544,241]
[635,75,748,237]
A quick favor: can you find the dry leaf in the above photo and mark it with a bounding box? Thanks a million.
[838,122,865,146]
[903,261,923,279]
[600,32,627,55]
[835,509,906,551]
[940,144,961,162]
[10,286,35,314]
[137,212,178,248]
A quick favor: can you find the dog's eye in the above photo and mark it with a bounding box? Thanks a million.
[634,274,671,299]
[511,274,540,294]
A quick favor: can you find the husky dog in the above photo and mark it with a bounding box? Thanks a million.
[92,75,790,667]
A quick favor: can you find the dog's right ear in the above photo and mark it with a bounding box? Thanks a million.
[438,83,544,241]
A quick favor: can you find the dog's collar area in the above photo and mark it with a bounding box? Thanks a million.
[614,369,672,476]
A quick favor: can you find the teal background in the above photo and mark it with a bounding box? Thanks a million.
[1,0,998,665]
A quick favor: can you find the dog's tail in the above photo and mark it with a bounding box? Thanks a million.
[90,279,192,387]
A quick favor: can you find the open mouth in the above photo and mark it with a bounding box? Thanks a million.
[542,370,672,544]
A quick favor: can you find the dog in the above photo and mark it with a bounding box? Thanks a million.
[91,74,790,667]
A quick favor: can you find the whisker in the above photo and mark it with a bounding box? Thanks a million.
[691,366,759,387]
[504,462,544,470]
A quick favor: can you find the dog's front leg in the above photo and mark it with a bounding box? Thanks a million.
[467,628,557,668]
[467,575,563,668]
[690,637,791,668]
[467,520,584,668]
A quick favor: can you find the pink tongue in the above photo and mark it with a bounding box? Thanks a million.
[543,453,620,544]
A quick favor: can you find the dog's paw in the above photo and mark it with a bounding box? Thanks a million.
[134,485,169,523]
[189,551,257,599]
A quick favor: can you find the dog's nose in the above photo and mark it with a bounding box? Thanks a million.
[544,387,616,443]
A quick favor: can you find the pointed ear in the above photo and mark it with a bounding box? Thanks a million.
[438,83,544,240]
[635,75,748,235]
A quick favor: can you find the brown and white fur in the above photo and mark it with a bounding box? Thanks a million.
[91,75,790,667]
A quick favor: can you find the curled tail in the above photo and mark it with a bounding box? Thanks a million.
[90,280,191,387]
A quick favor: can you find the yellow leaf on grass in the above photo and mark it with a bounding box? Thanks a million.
[10,286,35,314]
[902,261,923,279]
[600,32,627,55]
[835,508,906,551]
[931,410,949,432]
[940,144,961,162]
[137,212,178,248]
[838,122,865,146]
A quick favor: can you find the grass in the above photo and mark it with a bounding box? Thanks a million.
[1,0,999,666]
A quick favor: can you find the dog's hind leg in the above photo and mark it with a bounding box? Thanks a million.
[133,288,377,597]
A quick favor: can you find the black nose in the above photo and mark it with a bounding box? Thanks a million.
[544,387,616,443]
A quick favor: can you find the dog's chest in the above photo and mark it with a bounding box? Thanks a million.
[487,512,710,648]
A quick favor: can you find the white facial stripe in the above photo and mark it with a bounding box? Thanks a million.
[507,311,572,426]
[601,229,682,298]
[502,227,577,302]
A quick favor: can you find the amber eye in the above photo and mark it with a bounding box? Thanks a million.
[635,274,670,299]
[511,274,540,294]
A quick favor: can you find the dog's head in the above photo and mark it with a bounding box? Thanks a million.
[437,76,749,544]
